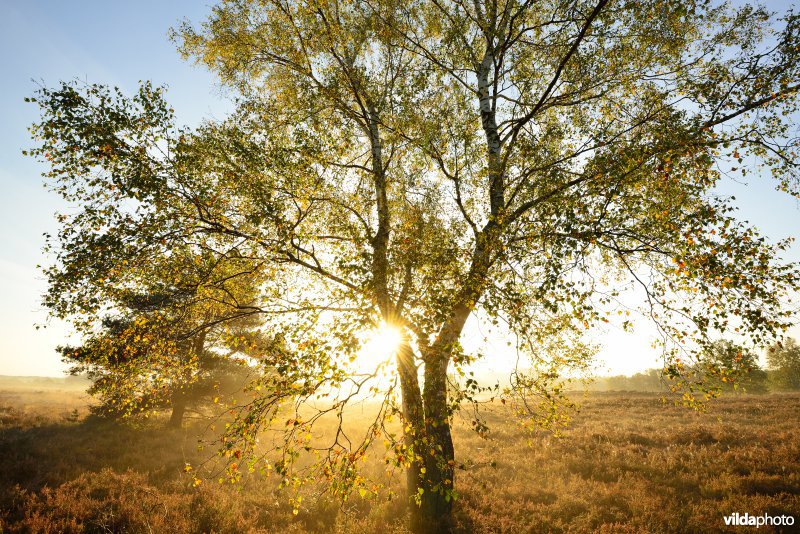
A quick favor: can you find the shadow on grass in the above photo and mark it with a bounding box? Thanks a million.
[0,413,199,494]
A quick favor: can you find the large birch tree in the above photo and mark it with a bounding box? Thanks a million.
[31,0,800,531]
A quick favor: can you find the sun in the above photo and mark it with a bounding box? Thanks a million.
[357,322,403,369]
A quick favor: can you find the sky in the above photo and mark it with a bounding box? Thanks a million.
[0,1,227,376]
[0,1,798,377]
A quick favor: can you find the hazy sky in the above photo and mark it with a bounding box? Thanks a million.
[0,1,798,377]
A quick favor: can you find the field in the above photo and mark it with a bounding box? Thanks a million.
[0,385,798,533]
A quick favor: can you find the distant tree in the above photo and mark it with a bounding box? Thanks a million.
[30,0,800,530]
[594,369,665,392]
[702,340,768,394]
[630,370,666,392]
[766,337,800,390]
[59,297,262,427]
[57,244,272,427]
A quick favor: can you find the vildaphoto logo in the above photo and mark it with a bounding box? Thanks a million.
[724,512,795,528]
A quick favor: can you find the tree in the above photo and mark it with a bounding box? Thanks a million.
[767,337,800,390]
[30,1,800,531]
[702,340,768,394]
[58,284,268,428]
[592,369,665,392]
[44,167,273,427]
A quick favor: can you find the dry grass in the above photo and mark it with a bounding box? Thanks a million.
[451,393,799,533]
[0,388,798,533]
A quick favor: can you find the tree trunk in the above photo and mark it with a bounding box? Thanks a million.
[417,354,455,533]
[404,228,493,531]
[168,390,186,428]
[168,330,206,429]
[396,342,428,529]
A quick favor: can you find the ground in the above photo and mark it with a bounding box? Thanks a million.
[0,384,798,533]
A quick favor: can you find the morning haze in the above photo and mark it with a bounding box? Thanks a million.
[1,1,799,532]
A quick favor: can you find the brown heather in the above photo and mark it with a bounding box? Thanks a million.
[1,388,798,533]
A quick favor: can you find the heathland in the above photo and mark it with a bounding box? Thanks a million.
[0,382,797,533]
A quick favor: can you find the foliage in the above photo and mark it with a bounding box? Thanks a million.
[52,207,273,424]
[589,369,666,392]
[700,340,769,394]
[23,80,278,424]
[28,0,800,529]
[766,337,800,390]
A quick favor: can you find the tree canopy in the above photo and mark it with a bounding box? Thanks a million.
[29,0,800,531]
[701,339,768,394]
[767,337,800,390]
[57,249,270,426]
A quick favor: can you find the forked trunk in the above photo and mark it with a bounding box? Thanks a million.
[397,342,455,533]
[418,355,455,533]
[400,351,455,533]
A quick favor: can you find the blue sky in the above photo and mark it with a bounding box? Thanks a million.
[0,1,797,377]
[0,1,228,375]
